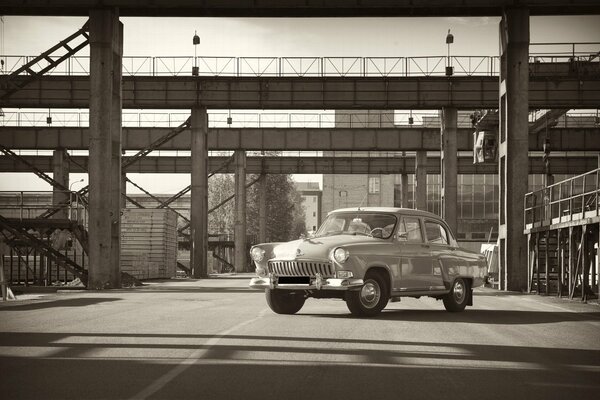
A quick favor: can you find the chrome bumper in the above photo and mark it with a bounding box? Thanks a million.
[249,274,364,291]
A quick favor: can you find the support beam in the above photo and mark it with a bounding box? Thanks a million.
[121,173,127,209]
[110,20,123,284]
[259,174,267,243]
[191,106,208,279]
[441,107,458,233]
[415,151,427,211]
[498,7,530,292]
[3,126,600,152]
[4,154,596,175]
[87,8,121,289]
[5,74,598,109]
[52,149,69,219]
[400,174,409,208]
[234,150,247,273]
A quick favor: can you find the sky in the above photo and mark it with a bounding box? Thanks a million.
[1,15,599,193]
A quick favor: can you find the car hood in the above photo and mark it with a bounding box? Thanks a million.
[270,234,383,261]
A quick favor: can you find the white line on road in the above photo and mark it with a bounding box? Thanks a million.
[129,308,269,400]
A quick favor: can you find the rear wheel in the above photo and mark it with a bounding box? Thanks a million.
[443,278,470,312]
[266,289,306,315]
[345,271,389,317]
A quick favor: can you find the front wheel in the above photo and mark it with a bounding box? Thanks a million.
[345,272,389,317]
[266,289,306,315]
[443,278,470,312]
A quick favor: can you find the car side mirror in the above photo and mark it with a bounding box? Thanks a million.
[397,232,408,241]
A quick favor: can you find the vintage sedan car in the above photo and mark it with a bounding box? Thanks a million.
[249,207,488,317]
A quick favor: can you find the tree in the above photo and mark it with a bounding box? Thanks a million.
[239,174,307,243]
[207,172,306,243]
[208,174,235,235]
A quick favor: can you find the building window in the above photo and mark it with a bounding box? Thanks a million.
[313,212,316,217]
[368,177,380,194]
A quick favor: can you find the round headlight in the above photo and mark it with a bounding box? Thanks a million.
[333,247,350,263]
[250,247,265,262]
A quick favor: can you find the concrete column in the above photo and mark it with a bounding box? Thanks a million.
[234,150,247,272]
[415,151,427,211]
[441,107,458,233]
[52,149,69,219]
[191,106,208,279]
[88,8,120,289]
[120,173,127,209]
[258,173,267,243]
[498,8,530,291]
[400,152,409,208]
[110,20,123,284]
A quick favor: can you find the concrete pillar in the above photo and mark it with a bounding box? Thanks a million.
[258,173,267,243]
[498,8,530,291]
[88,8,121,289]
[234,150,247,272]
[110,20,123,283]
[120,173,127,209]
[400,174,409,208]
[441,107,458,233]
[191,106,209,279]
[52,149,69,219]
[415,151,427,211]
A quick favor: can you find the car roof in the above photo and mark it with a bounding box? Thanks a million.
[328,207,442,220]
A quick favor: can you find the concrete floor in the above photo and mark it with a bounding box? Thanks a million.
[1,276,599,400]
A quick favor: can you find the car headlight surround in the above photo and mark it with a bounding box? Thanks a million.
[250,247,265,262]
[333,247,350,264]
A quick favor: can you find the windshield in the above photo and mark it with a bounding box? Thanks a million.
[315,212,397,239]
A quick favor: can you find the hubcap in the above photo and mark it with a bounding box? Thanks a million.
[453,280,465,303]
[360,281,381,309]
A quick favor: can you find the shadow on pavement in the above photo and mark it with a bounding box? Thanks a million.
[303,308,600,324]
[0,297,120,311]
[0,330,598,400]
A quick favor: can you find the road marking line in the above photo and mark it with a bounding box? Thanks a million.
[129,308,268,400]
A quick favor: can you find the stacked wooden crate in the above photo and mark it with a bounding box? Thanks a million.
[121,209,177,280]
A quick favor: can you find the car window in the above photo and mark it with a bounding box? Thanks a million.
[397,217,423,243]
[425,221,449,245]
[315,213,397,239]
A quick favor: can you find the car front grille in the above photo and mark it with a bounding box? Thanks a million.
[268,260,335,278]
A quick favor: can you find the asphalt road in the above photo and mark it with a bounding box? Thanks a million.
[1,275,599,400]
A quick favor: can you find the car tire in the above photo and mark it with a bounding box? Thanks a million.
[265,289,306,315]
[443,278,470,312]
[345,271,389,317]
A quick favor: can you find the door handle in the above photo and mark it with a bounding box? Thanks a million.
[421,244,430,249]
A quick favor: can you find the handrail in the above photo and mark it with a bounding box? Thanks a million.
[524,168,600,229]
[2,52,598,78]
[1,55,502,77]
[0,190,88,227]
[2,109,598,129]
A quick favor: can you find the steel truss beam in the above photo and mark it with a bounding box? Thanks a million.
[0,22,89,100]
[1,126,599,152]
[158,154,235,210]
[2,155,595,175]
[0,143,69,192]
[1,1,598,17]
[3,75,598,109]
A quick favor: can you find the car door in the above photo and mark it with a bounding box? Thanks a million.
[393,216,432,291]
[423,219,453,290]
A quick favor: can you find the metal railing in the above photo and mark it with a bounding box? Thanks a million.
[524,168,600,228]
[0,110,478,128]
[1,55,501,77]
[0,191,88,226]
